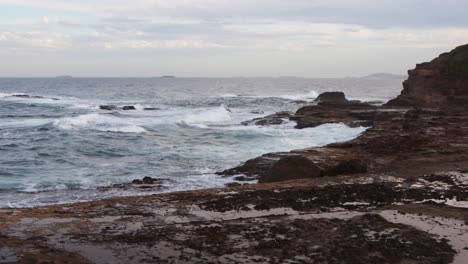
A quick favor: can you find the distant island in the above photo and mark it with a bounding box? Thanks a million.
[360,73,407,79]
[56,75,73,78]
[160,75,176,78]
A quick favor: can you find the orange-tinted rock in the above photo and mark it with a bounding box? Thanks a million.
[386,44,468,109]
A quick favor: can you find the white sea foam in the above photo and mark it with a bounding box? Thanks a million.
[205,122,367,156]
[182,105,232,124]
[0,92,102,110]
[215,90,319,101]
[0,92,27,98]
[243,91,319,101]
[218,93,239,97]
[54,113,146,133]
[276,90,319,101]
[0,118,53,128]
[0,92,12,98]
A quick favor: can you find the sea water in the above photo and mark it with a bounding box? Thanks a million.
[0,77,404,207]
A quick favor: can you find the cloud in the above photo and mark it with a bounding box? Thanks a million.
[1,0,468,76]
[0,31,71,49]
[3,0,468,28]
[223,21,468,50]
[41,16,49,24]
[93,39,226,49]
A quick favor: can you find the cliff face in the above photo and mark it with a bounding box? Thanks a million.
[386,44,468,108]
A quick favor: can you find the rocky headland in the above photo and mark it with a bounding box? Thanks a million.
[1,46,468,263]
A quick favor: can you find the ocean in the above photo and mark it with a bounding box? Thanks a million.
[0,76,404,208]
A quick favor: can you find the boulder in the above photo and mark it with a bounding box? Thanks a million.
[260,155,320,183]
[314,92,348,105]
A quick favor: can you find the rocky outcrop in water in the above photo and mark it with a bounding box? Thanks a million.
[241,111,293,126]
[99,105,160,111]
[240,92,393,128]
[10,94,59,100]
[223,44,468,184]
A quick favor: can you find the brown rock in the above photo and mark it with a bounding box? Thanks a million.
[314,91,348,105]
[324,158,367,176]
[225,182,242,188]
[241,111,293,126]
[386,44,468,109]
[261,155,320,183]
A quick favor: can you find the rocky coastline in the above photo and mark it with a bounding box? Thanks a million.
[1,46,468,263]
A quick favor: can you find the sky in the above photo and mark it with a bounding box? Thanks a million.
[1,0,468,77]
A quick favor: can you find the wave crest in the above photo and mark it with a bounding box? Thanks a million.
[53,113,146,133]
[182,105,232,125]
[277,90,318,101]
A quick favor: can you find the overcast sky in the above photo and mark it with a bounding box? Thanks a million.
[1,0,468,77]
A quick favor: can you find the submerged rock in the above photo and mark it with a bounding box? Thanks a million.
[143,107,161,111]
[12,94,44,99]
[131,176,161,185]
[99,105,119,110]
[11,94,59,100]
[100,105,157,111]
[122,105,136,110]
[241,111,293,126]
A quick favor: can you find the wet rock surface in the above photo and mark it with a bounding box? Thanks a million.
[221,147,369,182]
[99,105,160,111]
[0,172,466,263]
[241,111,293,126]
[241,92,387,128]
[9,94,60,100]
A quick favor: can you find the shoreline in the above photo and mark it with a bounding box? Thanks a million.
[1,45,468,263]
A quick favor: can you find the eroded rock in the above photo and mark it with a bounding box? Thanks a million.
[386,44,468,109]
[261,155,321,183]
[241,111,293,126]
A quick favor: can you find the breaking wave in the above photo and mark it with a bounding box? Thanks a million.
[53,113,146,133]
[182,105,232,125]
